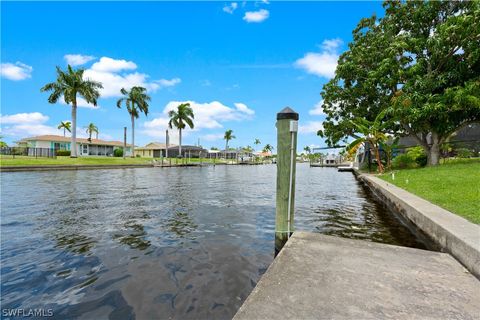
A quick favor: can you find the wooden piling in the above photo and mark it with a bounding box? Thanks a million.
[275,107,299,254]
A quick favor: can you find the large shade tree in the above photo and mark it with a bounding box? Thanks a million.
[168,103,194,156]
[319,0,480,166]
[117,86,150,157]
[41,65,102,157]
[386,0,480,165]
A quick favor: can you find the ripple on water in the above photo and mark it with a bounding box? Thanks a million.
[1,165,430,319]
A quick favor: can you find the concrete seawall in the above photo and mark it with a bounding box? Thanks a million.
[0,164,154,172]
[234,232,480,319]
[355,171,480,279]
[0,163,207,172]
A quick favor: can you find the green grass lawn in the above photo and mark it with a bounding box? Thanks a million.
[0,155,153,166]
[379,158,480,224]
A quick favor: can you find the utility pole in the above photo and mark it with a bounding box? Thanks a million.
[123,127,127,159]
[165,129,169,159]
[275,107,299,255]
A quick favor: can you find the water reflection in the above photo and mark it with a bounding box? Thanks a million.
[115,221,151,251]
[165,211,198,238]
[1,165,430,319]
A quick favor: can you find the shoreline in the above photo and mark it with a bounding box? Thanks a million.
[353,169,480,279]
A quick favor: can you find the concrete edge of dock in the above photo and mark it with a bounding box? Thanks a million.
[354,170,480,279]
[234,232,480,320]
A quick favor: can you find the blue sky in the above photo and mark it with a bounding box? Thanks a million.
[1,1,384,151]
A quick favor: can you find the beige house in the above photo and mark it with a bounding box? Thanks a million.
[18,135,132,156]
[136,142,177,158]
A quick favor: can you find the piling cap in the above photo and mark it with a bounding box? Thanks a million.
[277,107,299,120]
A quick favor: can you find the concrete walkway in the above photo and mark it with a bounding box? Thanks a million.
[234,232,480,320]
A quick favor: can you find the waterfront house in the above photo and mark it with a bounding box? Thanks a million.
[324,153,341,165]
[136,142,177,158]
[18,135,132,156]
[167,145,207,158]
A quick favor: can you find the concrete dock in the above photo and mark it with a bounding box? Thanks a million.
[234,232,480,319]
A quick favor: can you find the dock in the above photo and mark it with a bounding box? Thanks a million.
[234,232,480,319]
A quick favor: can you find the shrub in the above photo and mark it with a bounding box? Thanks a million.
[392,153,417,169]
[56,150,71,156]
[135,154,141,158]
[113,148,123,157]
[12,148,26,156]
[392,146,428,169]
[407,146,427,167]
[455,148,473,158]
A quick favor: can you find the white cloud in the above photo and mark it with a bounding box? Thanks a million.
[243,9,269,23]
[90,57,137,72]
[299,121,324,134]
[295,38,343,78]
[141,100,255,143]
[309,100,326,116]
[201,133,224,141]
[0,62,33,81]
[0,112,49,124]
[81,57,181,98]
[294,52,338,78]
[155,78,181,87]
[0,112,114,141]
[320,38,343,53]
[223,2,238,14]
[64,54,96,66]
[0,112,58,137]
[234,103,255,115]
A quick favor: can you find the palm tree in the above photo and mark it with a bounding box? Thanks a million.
[347,109,390,173]
[57,121,71,137]
[263,144,274,153]
[244,145,253,152]
[224,130,235,151]
[254,138,261,149]
[41,65,102,157]
[304,146,311,154]
[85,123,99,141]
[168,103,195,156]
[117,86,150,157]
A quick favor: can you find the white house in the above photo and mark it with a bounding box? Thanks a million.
[18,135,132,156]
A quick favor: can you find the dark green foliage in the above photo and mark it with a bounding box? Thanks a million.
[135,154,141,158]
[455,148,473,158]
[392,154,417,169]
[113,148,123,157]
[56,150,71,156]
[319,1,480,166]
[407,147,427,167]
[392,146,427,169]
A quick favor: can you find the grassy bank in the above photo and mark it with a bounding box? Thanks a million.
[0,155,153,166]
[0,156,234,167]
[379,159,480,224]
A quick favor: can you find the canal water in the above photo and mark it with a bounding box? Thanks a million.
[1,164,430,319]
